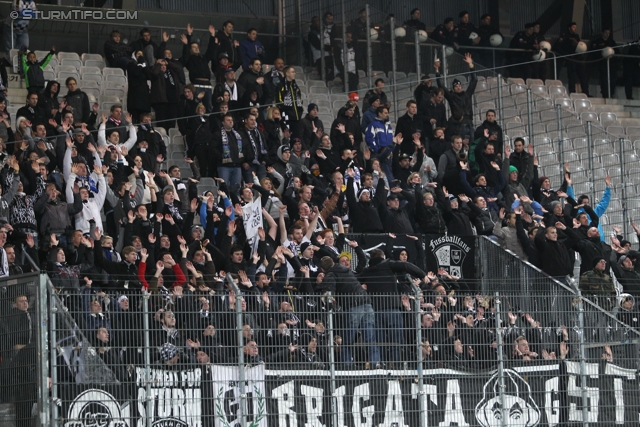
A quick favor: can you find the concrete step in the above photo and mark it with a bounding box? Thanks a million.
[594,104,625,113]
[618,118,640,127]
[6,94,25,106]
[7,74,25,90]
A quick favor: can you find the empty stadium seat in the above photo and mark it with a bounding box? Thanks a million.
[80,66,101,75]
[82,53,104,62]
[102,67,125,77]
[580,112,599,123]
[84,59,105,69]
[61,58,82,69]
[600,112,618,123]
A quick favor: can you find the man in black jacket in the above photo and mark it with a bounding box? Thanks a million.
[237,58,265,103]
[420,88,447,131]
[129,27,167,65]
[241,113,268,182]
[534,222,576,282]
[379,187,415,234]
[180,24,217,113]
[345,172,385,233]
[395,100,424,155]
[16,92,48,126]
[435,53,477,123]
[473,110,504,157]
[359,248,427,365]
[318,256,381,368]
[298,104,324,148]
[216,21,242,70]
[93,228,141,291]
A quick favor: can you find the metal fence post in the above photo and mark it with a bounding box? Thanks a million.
[441,45,448,87]
[37,273,50,426]
[281,0,288,66]
[296,0,303,67]
[389,16,399,121]
[232,285,248,427]
[320,17,326,83]
[586,121,595,203]
[414,30,421,87]
[413,285,426,427]
[619,137,629,236]
[49,282,58,425]
[340,0,349,92]
[494,292,508,427]
[497,73,504,127]
[577,292,589,427]
[556,104,565,168]
[326,292,339,427]
[365,4,372,89]
[142,294,153,427]
[607,57,612,99]
[526,88,534,143]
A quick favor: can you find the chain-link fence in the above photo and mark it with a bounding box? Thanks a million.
[0,272,49,427]
[47,275,640,427]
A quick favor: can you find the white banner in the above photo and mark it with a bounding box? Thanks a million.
[213,364,267,427]
[242,198,263,254]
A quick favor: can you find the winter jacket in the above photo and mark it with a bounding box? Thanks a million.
[180,34,216,82]
[298,114,325,147]
[493,221,526,259]
[567,185,611,242]
[21,50,54,89]
[216,30,241,68]
[316,263,370,310]
[126,59,151,113]
[436,70,478,122]
[240,38,266,70]
[359,257,426,311]
[474,120,504,157]
[395,112,424,154]
[365,117,393,151]
[360,106,377,133]
[275,80,303,121]
[129,37,166,61]
[534,228,576,278]
[104,39,133,65]
[345,177,384,233]
[64,88,91,124]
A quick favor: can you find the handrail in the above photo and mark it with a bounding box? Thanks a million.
[479,236,640,338]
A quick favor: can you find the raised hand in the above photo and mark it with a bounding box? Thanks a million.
[463,52,473,66]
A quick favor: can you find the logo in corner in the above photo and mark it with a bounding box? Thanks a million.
[475,369,540,427]
[65,389,129,427]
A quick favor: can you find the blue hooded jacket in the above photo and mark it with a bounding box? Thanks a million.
[567,185,611,242]
[365,117,394,151]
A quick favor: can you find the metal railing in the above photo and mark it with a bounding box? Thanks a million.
[45,283,639,427]
[0,231,637,426]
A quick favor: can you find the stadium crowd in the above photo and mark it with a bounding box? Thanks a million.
[0,10,639,426]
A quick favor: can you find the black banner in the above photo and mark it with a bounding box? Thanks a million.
[424,234,476,280]
[60,361,640,427]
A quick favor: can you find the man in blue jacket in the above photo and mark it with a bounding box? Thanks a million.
[365,106,401,181]
[567,175,611,242]
[240,28,266,71]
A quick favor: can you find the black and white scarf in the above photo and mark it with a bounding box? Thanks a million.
[221,128,244,164]
[246,128,267,165]
[225,82,238,101]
